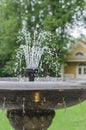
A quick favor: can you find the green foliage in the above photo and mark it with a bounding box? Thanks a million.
[0,0,85,77]
[49,101,86,130]
[0,0,21,76]
[38,35,68,76]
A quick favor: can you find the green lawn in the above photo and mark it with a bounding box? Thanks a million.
[0,101,86,130]
[49,100,86,130]
[0,110,12,130]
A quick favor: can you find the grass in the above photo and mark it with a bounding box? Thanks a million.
[49,100,86,130]
[0,101,86,130]
[0,110,12,130]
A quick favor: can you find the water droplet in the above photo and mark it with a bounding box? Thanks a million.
[22,97,25,115]
[62,97,67,111]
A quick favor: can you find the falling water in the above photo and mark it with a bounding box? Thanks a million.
[43,97,46,103]
[22,97,25,115]
[16,25,52,71]
[78,97,82,108]
[78,97,85,130]
[2,97,6,109]
[2,97,6,121]
[1,97,6,130]
[9,112,13,130]
[62,97,67,111]
[23,126,25,130]
[22,97,25,130]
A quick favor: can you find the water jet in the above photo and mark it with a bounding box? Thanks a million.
[3,28,85,130]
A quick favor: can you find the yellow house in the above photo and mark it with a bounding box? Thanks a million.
[63,41,86,79]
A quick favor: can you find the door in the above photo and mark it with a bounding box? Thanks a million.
[77,63,86,78]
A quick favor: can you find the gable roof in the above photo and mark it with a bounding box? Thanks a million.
[69,40,86,53]
[66,39,86,62]
[81,40,86,45]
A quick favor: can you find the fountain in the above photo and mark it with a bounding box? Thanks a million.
[0,28,86,130]
[26,68,38,81]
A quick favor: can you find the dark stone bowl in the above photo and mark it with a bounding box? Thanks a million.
[0,81,86,130]
[0,81,86,110]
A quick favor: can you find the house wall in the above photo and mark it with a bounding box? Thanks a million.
[63,42,86,79]
[64,62,79,78]
[67,44,86,61]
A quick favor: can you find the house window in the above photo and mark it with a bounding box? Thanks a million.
[75,52,84,56]
[77,63,86,77]
[79,68,81,74]
[84,68,86,74]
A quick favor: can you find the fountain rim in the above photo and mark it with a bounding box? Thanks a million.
[0,81,85,91]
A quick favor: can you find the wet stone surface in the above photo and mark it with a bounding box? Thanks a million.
[0,89,86,110]
[0,79,86,130]
[7,109,55,130]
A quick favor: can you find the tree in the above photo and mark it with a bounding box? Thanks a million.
[0,0,22,76]
[39,0,86,76]
[0,0,86,77]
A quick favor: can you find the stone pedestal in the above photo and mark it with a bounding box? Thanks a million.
[7,109,55,130]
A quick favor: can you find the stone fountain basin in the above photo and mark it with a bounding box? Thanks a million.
[0,81,86,110]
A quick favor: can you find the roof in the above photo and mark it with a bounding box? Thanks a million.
[68,40,86,53]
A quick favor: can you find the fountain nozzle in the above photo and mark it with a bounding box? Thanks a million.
[26,68,38,81]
